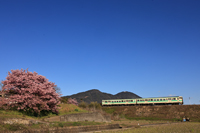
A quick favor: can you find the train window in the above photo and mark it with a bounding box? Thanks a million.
[163,99,165,101]
[154,99,156,101]
[151,99,153,101]
[131,100,133,102]
[145,99,148,101]
[160,99,162,101]
[173,98,176,100]
[168,98,171,100]
[157,99,159,101]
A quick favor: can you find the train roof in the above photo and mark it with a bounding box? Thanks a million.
[102,96,182,101]
[137,96,182,99]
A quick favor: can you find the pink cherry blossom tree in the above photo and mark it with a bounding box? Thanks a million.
[67,98,78,106]
[0,69,61,116]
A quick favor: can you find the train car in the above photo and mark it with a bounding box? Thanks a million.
[102,99,137,106]
[102,96,183,106]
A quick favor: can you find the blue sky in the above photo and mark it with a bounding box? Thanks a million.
[0,0,200,104]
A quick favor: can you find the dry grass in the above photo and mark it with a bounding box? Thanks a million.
[101,122,200,133]
[111,119,172,128]
[58,103,88,115]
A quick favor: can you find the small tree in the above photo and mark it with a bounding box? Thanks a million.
[0,69,60,116]
[78,101,87,108]
[67,98,78,106]
[60,97,68,104]
[88,102,101,109]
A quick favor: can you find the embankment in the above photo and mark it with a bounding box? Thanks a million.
[103,105,200,121]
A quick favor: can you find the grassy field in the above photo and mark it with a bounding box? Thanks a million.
[1,104,200,132]
[101,122,200,133]
[0,103,92,132]
[0,103,87,120]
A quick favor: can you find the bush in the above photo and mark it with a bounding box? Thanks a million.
[58,122,64,127]
[88,102,101,109]
[67,98,78,106]
[78,101,87,108]
[60,97,68,104]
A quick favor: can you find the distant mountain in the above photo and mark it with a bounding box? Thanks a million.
[63,89,141,103]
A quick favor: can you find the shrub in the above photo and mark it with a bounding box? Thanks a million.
[67,98,78,106]
[78,101,87,108]
[58,122,64,127]
[88,102,101,109]
[60,97,68,104]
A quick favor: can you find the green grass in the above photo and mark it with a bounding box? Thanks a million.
[125,115,182,122]
[101,122,200,133]
[0,103,88,120]
[0,124,28,132]
[49,121,103,128]
[102,108,116,114]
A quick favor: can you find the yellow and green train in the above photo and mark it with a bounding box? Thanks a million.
[102,96,183,106]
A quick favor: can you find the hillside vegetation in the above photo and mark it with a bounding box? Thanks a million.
[64,89,141,103]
